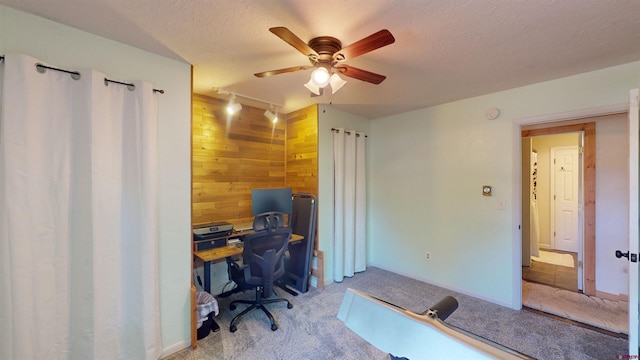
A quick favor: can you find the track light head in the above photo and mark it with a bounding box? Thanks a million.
[226,94,242,115]
[264,109,278,123]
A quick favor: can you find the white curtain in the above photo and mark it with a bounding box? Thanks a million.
[333,128,366,282]
[530,150,540,258]
[0,53,161,360]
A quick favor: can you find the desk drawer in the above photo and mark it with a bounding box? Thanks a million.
[195,238,226,251]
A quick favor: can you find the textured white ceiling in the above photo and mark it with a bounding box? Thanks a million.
[2,0,640,119]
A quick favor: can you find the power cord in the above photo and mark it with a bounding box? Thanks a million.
[193,259,203,288]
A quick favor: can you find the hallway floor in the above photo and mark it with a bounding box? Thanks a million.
[522,250,578,292]
[521,250,629,336]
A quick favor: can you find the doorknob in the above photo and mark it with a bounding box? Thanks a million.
[616,250,638,262]
[616,250,629,259]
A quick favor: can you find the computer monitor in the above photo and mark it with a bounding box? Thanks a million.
[251,188,293,216]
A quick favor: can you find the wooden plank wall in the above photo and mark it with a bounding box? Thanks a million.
[192,94,287,225]
[285,104,318,195]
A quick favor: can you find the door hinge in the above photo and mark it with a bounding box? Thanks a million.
[578,260,583,268]
[578,146,584,154]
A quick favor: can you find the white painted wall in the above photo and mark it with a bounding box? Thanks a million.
[368,62,640,308]
[317,105,369,285]
[596,115,630,296]
[0,6,193,356]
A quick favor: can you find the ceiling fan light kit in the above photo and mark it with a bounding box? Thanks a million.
[255,27,395,96]
[311,67,330,87]
[329,73,347,94]
[304,79,321,95]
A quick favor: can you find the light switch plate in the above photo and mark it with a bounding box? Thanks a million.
[498,199,506,210]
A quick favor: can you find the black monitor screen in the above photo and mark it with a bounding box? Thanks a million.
[251,188,293,215]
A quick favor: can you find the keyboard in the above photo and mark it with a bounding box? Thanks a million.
[233,222,253,232]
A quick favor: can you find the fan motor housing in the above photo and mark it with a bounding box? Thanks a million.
[308,36,342,61]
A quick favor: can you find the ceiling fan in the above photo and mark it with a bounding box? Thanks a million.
[254,27,395,95]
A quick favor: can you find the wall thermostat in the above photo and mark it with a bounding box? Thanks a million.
[482,185,492,196]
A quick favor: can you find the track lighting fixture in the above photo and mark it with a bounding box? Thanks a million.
[264,105,278,123]
[215,88,283,119]
[226,94,242,115]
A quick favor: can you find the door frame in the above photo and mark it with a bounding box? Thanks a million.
[522,123,596,294]
[627,88,639,355]
[511,103,626,309]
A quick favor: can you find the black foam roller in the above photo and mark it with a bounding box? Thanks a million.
[429,296,458,321]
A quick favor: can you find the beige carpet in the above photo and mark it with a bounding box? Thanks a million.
[522,280,628,334]
[531,250,574,268]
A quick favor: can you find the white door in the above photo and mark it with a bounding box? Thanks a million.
[628,88,639,355]
[551,146,579,253]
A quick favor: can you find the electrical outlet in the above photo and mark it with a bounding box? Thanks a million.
[425,251,431,261]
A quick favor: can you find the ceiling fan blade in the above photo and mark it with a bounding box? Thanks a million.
[269,27,319,58]
[333,29,395,62]
[254,65,314,78]
[336,65,386,84]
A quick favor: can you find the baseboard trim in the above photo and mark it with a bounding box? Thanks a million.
[160,340,191,359]
[596,290,629,302]
[368,263,516,309]
[523,306,628,339]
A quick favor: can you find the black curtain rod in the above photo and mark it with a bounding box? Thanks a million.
[0,55,164,94]
[331,128,368,138]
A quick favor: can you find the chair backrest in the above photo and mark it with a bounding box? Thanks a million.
[242,224,292,296]
[252,211,286,231]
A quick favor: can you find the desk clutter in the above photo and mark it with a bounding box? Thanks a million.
[196,291,219,340]
[233,221,253,232]
[192,193,319,338]
[193,221,234,251]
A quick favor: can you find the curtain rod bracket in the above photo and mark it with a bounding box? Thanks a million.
[331,128,368,138]
[0,55,165,94]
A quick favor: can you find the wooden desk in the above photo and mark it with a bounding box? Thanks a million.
[194,233,303,293]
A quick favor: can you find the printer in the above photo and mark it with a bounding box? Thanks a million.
[193,221,234,251]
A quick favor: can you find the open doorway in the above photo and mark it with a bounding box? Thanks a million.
[519,113,630,336]
[523,133,582,293]
[521,121,596,295]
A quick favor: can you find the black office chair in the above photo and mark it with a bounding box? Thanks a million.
[228,212,293,332]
